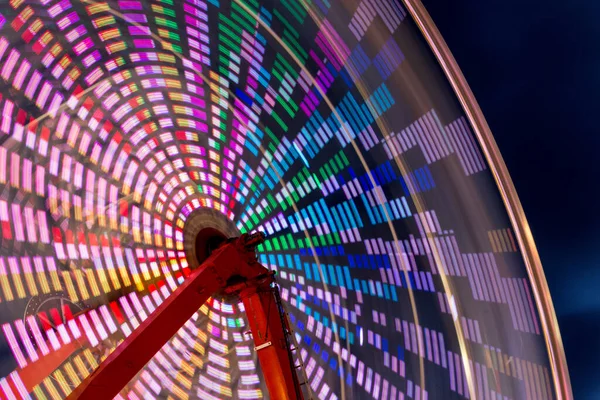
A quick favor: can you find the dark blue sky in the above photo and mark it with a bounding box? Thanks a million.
[421,0,600,398]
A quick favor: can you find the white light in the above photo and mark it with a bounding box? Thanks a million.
[359,327,364,346]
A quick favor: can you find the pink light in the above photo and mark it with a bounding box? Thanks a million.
[79,314,99,347]
[2,323,27,368]
[15,319,38,362]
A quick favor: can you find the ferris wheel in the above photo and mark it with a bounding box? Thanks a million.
[0,0,571,399]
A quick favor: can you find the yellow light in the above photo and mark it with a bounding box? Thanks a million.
[0,272,14,301]
[61,197,70,219]
[30,19,43,34]
[52,370,71,396]
[19,6,33,21]
[74,270,90,300]
[96,268,110,294]
[43,377,61,400]
[10,0,24,9]
[133,273,144,291]
[37,271,50,294]
[161,67,179,76]
[175,372,192,390]
[12,271,26,299]
[49,196,58,215]
[200,304,209,315]
[190,353,203,368]
[85,269,101,297]
[24,270,38,296]
[50,43,62,57]
[165,79,181,89]
[109,215,117,231]
[87,3,110,14]
[64,362,81,386]
[150,262,160,279]
[119,266,132,287]
[73,355,89,379]
[74,202,82,221]
[171,385,189,400]
[32,385,48,400]
[83,349,98,369]
[62,271,79,302]
[193,341,206,356]
[49,268,62,292]
[107,41,127,54]
[132,227,141,242]
[108,267,121,290]
[141,264,151,282]
[158,53,175,63]
[99,28,120,41]
[180,360,194,377]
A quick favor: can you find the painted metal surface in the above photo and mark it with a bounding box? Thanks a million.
[67,234,304,399]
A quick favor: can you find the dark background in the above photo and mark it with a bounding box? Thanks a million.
[420,0,600,398]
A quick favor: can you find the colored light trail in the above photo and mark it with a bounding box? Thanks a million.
[0,0,566,399]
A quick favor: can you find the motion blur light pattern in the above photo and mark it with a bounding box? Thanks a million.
[0,0,568,399]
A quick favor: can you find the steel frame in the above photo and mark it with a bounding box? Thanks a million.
[64,233,304,399]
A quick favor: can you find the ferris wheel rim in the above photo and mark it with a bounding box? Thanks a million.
[401,1,573,398]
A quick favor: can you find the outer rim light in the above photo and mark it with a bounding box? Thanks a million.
[401,1,573,398]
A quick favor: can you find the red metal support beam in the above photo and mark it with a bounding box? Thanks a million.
[66,233,304,399]
[239,281,305,400]
[19,340,82,392]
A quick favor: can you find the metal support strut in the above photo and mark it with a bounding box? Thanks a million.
[65,232,305,399]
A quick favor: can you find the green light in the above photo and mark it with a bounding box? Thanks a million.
[155,17,177,30]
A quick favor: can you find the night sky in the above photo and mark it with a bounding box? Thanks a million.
[420,0,600,398]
